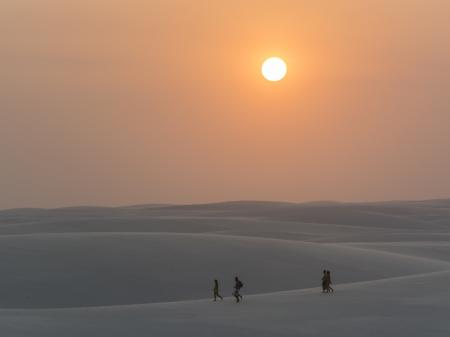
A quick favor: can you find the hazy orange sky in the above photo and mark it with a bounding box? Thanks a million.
[1,0,450,208]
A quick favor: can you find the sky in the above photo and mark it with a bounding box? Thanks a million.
[1,0,450,209]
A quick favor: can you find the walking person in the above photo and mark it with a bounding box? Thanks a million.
[321,270,328,293]
[233,276,244,303]
[326,270,334,293]
[213,279,223,301]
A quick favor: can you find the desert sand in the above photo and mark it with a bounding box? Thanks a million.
[1,200,449,336]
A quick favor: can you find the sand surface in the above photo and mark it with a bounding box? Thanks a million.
[1,200,449,336]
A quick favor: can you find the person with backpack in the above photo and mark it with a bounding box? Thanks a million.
[233,276,244,303]
[213,279,223,301]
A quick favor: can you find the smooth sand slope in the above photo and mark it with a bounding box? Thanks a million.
[0,200,449,336]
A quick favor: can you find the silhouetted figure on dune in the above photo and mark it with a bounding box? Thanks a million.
[321,270,328,293]
[213,279,223,301]
[326,270,334,293]
[321,269,334,293]
[233,276,244,303]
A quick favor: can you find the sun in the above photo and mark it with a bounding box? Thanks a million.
[261,57,287,82]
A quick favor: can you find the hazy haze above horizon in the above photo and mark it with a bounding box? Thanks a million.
[1,0,450,209]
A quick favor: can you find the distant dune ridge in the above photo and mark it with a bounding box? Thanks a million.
[0,200,450,336]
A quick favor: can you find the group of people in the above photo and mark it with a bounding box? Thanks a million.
[321,270,334,293]
[213,271,334,303]
[213,276,244,303]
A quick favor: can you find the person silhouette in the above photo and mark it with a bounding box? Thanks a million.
[233,276,244,303]
[321,270,328,293]
[213,279,223,301]
[326,270,334,293]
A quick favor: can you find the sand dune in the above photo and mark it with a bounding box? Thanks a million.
[0,200,449,336]
[0,232,446,309]
[1,270,449,337]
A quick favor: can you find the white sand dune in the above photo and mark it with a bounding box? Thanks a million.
[0,200,449,336]
[1,270,449,337]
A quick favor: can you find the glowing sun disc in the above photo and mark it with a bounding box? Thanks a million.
[261,57,287,81]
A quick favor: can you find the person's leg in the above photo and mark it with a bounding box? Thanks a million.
[234,291,240,303]
[237,290,242,300]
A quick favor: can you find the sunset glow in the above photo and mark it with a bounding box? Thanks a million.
[1,0,450,208]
